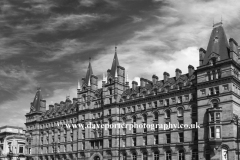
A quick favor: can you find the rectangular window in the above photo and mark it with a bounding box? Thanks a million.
[122,108,126,114]
[143,136,147,145]
[223,84,228,91]
[109,129,112,135]
[108,109,111,115]
[178,96,182,103]
[210,127,215,138]
[154,135,158,145]
[122,139,126,147]
[19,146,24,153]
[201,89,206,96]
[166,134,171,143]
[210,112,214,122]
[179,132,184,142]
[216,113,220,123]
[109,139,112,147]
[215,87,219,94]
[142,104,146,110]
[216,126,221,138]
[133,138,136,146]
[132,106,135,112]
[165,99,169,106]
[133,128,136,134]
[209,88,214,95]
[154,101,157,108]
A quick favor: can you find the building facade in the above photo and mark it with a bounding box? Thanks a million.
[0,126,26,160]
[25,22,240,160]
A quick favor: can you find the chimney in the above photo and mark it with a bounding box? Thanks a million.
[49,105,54,110]
[140,78,146,87]
[188,65,194,76]
[60,101,65,107]
[229,38,239,61]
[163,72,170,82]
[152,75,158,84]
[175,68,182,79]
[199,48,206,66]
[132,81,138,90]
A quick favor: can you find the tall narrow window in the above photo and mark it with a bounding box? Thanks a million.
[192,149,198,160]
[165,110,171,119]
[133,116,137,123]
[166,134,171,143]
[166,151,171,160]
[133,153,137,160]
[109,139,112,147]
[209,88,214,95]
[154,112,158,120]
[143,152,148,160]
[154,135,158,145]
[216,126,221,138]
[132,137,136,146]
[177,108,183,117]
[143,136,147,145]
[210,112,214,122]
[216,113,220,123]
[215,87,219,94]
[154,152,159,160]
[210,127,215,138]
[179,132,184,142]
[179,150,185,160]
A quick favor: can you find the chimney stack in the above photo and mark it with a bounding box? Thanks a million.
[175,68,182,79]
[163,72,170,82]
[199,48,206,66]
[140,78,146,87]
[132,81,138,90]
[188,65,194,76]
[152,75,158,84]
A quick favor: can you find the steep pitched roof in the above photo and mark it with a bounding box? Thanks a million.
[84,60,93,86]
[110,47,119,77]
[203,22,230,65]
[30,88,43,112]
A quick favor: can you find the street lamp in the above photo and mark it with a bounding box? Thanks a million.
[7,144,13,160]
[233,114,240,160]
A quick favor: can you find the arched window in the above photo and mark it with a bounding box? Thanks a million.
[166,151,171,160]
[154,112,158,121]
[192,149,198,160]
[165,110,171,119]
[179,150,185,160]
[177,108,184,117]
[154,151,159,160]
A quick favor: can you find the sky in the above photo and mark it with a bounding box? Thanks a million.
[1,0,240,128]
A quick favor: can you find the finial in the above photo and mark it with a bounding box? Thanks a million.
[37,87,41,91]
[115,45,117,54]
[89,57,91,62]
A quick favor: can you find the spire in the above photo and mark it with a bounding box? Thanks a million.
[110,46,119,77]
[84,58,93,86]
[77,80,81,90]
[31,87,43,112]
[202,22,230,65]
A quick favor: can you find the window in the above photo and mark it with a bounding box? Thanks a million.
[154,152,159,160]
[215,87,219,94]
[209,88,214,95]
[165,99,169,106]
[108,109,111,115]
[133,116,137,123]
[132,137,136,146]
[207,71,211,81]
[143,104,146,110]
[154,135,158,145]
[179,150,185,160]
[143,114,147,123]
[122,139,126,147]
[216,126,221,138]
[210,112,214,122]
[192,149,198,160]
[166,134,171,143]
[165,110,171,119]
[179,132,184,142]
[19,146,24,153]
[154,112,158,120]
[143,152,148,160]
[109,98,112,104]
[179,120,183,126]
[143,136,147,145]
[109,89,112,95]
[193,130,198,141]
[210,127,215,138]
[122,108,126,114]
[133,128,136,134]
[123,128,126,135]
[109,129,112,135]
[217,69,221,78]
[177,108,183,117]
[132,106,136,112]
[223,84,228,91]
[200,89,205,96]
[154,101,157,108]
[123,153,127,160]
[216,113,220,123]
[109,139,112,147]
[178,96,182,103]
[133,153,137,160]
[166,151,171,160]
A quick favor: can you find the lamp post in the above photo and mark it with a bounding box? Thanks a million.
[233,114,240,160]
[7,144,13,160]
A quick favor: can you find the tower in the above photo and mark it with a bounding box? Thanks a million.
[197,22,240,160]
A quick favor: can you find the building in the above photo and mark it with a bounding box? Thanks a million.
[25,22,240,160]
[0,126,26,160]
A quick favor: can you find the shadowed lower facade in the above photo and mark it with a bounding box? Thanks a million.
[25,22,240,160]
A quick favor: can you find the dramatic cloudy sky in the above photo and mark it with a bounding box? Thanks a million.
[1,0,240,127]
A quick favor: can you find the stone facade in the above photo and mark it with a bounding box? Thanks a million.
[25,22,240,160]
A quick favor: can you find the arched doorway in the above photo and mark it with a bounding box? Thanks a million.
[94,156,100,160]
